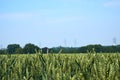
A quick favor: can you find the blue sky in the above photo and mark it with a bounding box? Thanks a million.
[0,0,120,48]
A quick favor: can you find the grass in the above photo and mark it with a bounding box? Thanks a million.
[0,52,120,80]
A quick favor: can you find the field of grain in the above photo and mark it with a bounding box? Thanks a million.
[0,52,120,80]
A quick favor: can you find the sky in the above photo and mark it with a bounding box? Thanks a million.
[0,0,120,48]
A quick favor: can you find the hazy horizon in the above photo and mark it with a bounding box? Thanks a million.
[0,0,120,48]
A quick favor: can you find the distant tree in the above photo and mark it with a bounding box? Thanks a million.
[85,44,102,53]
[49,48,54,53]
[7,44,22,54]
[116,45,120,52]
[0,49,7,54]
[94,44,102,52]
[79,46,87,53]
[23,43,40,54]
[15,47,23,54]
[42,47,49,53]
[86,45,95,51]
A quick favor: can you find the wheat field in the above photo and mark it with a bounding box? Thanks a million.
[0,52,120,80]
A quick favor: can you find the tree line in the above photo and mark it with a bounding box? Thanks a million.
[0,43,120,54]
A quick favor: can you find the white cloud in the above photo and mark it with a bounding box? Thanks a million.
[104,0,120,7]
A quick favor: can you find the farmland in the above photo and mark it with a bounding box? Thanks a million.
[0,52,120,80]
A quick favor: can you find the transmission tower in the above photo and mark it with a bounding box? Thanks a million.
[64,39,67,47]
[0,44,3,49]
[74,39,77,47]
[113,37,117,46]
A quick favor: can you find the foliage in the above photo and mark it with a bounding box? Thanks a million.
[42,47,49,53]
[15,47,23,54]
[23,43,40,54]
[0,49,7,54]
[7,44,22,54]
[0,53,120,80]
[1,43,120,54]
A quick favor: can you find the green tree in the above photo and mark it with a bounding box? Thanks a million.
[79,46,87,53]
[7,44,22,54]
[15,47,23,54]
[0,49,7,54]
[23,43,40,54]
[42,47,49,53]
[85,44,102,53]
